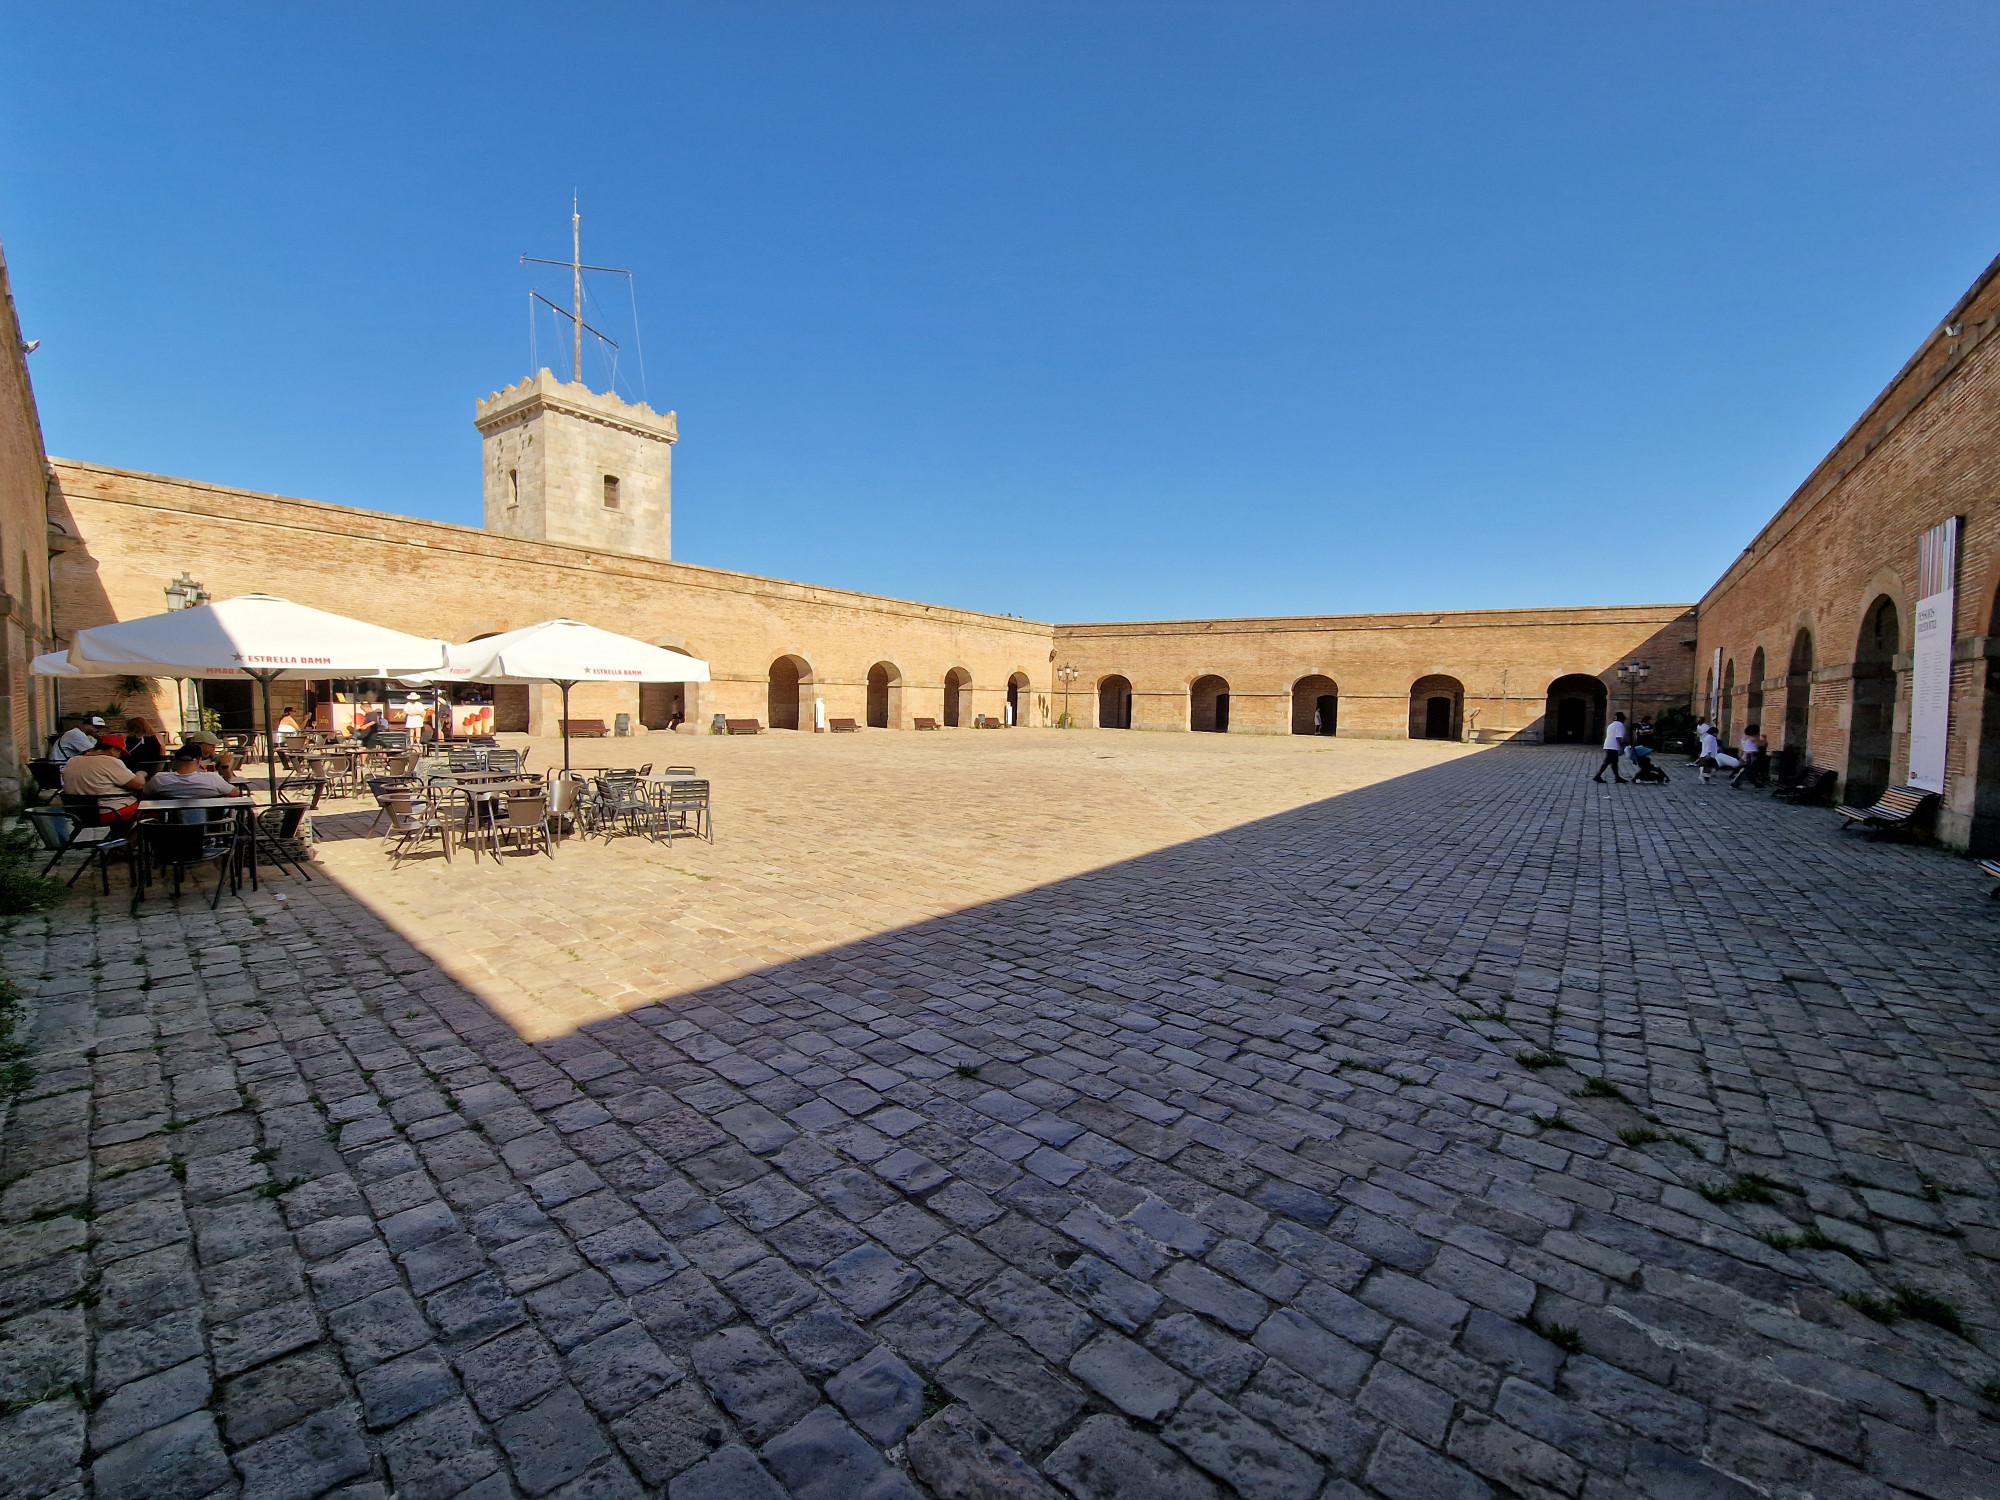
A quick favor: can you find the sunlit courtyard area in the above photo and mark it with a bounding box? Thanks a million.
[7,730,2000,1500]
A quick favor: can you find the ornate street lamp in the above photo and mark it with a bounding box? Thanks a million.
[164,572,209,611]
[1616,660,1651,725]
[1055,663,1081,728]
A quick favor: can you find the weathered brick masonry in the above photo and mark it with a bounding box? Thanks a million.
[1695,248,2000,850]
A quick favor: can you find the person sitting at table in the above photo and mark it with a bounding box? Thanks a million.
[51,718,102,763]
[121,717,166,771]
[274,708,303,743]
[181,728,221,755]
[61,737,145,823]
[148,745,248,819]
[211,747,241,782]
[353,704,387,746]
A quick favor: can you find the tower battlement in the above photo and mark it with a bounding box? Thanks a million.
[476,371,677,560]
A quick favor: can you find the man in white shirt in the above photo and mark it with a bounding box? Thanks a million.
[1594,714,1629,783]
[51,717,104,763]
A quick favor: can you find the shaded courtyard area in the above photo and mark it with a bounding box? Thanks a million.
[5,730,2000,1500]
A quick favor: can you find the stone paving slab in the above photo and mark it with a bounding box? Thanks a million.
[5,731,2000,1499]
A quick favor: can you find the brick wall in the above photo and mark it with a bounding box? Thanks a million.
[0,243,54,805]
[1054,606,1697,739]
[1694,249,2000,850]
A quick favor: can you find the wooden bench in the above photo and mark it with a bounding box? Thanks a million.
[1772,766,1839,805]
[975,716,1005,728]
[1837,784,1939,840]
[827,718,860,733]
[913,718,940,731]
[724,718,762,736]
[560,719,609,738]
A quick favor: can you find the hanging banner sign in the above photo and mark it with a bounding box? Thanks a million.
[1908,516,1960,794]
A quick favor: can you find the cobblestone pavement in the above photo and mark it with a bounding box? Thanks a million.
[6,731,2000,1500]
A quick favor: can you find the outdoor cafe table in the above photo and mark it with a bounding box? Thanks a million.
[130,797,258,905]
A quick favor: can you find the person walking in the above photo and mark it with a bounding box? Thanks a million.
[1594,713,1629,783]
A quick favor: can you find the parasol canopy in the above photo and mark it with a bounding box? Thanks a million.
[415,619,710,770]
[44,595,448,802]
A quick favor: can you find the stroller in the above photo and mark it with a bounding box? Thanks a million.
[1629,745,1670,784]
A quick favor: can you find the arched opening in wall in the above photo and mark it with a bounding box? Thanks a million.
[640,636,697,731]
[1783,629,1814,760]
[1721,660,1735,740]
[1974,583,2000,852]
[1409,675,1464,740]
[1007,673,1031,726]
[866,662,901,729]
[1190,676,1230,733]
[639,684,686,732]
[1098,675,1133,730]
[1846,597,1900,807]
[1747,648,1766,734]
[1543,675,1606,744]
[943,668,972,728]
[768,655,812,731]
[1290,676,1338,735]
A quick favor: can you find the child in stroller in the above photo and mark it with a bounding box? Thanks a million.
[1628,744,1670,783]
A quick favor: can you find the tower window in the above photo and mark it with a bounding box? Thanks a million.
[603,475,621,510]
[507,469,519,508]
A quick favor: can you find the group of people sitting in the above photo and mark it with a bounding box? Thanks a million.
[1691,719,1767,787]
[1594,711,1767,787]
[54,718,247,824]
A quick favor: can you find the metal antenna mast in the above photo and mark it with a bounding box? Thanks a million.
[522,197,633,389]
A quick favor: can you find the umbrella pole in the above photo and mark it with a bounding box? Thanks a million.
[559,681,573,772]
[256,670,280,807]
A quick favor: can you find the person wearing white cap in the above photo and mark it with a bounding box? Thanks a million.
[51,717,103,763]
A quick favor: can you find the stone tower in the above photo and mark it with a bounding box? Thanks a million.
[476,371,678,560]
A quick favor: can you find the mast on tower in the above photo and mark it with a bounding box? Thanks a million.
[522,198,631,391]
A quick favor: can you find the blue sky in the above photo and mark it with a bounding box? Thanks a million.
[4,3,1998,623]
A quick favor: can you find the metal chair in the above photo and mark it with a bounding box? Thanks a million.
[448,747,486,773]
[255,803,314,881]
[136,818,238,911]
[594,770,653,839]
[484,748,522,775]
[25,804,130,892]
[364,775,424,834]
[275,776,328,810]
[547,774,587,844]
[384,791,451,866]
[498,792,553,858]
[662,765,696,776]
[659,779,712,844]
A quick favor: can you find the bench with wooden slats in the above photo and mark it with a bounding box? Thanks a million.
[560,719,609,738]
[913,718,940,730]
[1836,784,1939,839]
[828,718,860,733]
[724,719,762,736]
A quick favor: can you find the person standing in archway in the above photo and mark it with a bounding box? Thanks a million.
[1594,713,1628,783]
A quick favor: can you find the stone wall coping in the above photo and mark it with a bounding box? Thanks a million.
[1058,604,1695,637]
[49,458,1052,637]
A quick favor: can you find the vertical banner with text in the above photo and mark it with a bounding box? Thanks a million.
[1908,516,1961,794]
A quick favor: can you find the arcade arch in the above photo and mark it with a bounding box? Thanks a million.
[1290,676,1338,736]
[767,655,813,731]
[1098,675,1133,730]
[1190,675,1230,733]
[1783,629,1814,756]
[1543,674,1605,744]
[1846,597,1900,805]
[943,667,972,728]
[1007,672,1031,726]
[866,662,901,730]
[1410,675,1464,740]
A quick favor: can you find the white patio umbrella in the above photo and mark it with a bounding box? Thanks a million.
[418,619,711,771]
[47,594,449,803]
